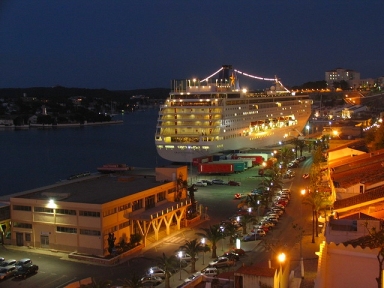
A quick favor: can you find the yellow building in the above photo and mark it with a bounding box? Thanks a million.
[8,166,191,256]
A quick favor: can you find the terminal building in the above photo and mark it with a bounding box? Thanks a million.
[0,165,192,256]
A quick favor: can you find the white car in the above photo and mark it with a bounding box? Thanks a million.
[195,181,207,187]
[176,253,199,262]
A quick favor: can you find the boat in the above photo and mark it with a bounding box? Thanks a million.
[155,65,312,163]
[97,164,129,173]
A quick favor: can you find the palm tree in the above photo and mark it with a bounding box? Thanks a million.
[118,273,142,288]
[196,225,225,259]
[176,173,188,202]
[180,238,201,273]
[302,191,329,242]
[223,222,239,245]
[156,253,179,288]
[239,213,256,235]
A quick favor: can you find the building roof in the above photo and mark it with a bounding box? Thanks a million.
[333,185,384,210]
[12,172,168,205]
[330,148,384,188]
[342,233,382,249]
[340,212,380,221]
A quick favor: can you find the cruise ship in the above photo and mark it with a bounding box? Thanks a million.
[155,65,312,163]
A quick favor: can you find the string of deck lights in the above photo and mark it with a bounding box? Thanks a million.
[199,66,291,92]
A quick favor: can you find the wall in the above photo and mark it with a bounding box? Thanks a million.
[315,242,378,288]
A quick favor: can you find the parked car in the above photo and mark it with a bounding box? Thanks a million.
[251,229,267,237]
[209,257,234,268]
[0,265,16,280]
[212,179,227,185]
[184,274,198,283]
[13,263,38,279]
[146,267,166,279]
[220,252,240,261]
[140,275,163,286]
[228,180,241,186]
[199,267,219,277]
[15,258,32,269]
[234,193,243,199]
[175,253,198,262]
[231,248,245,256]
[242,233,260,242]
[194,181,207,187]
[299,156,307,161]
[0,259,16,267]
[201,179,213,185]
[302,173,309,179]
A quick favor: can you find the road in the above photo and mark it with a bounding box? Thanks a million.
[0,154,313,287]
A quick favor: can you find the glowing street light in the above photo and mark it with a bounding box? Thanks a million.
[278,253,286,288]
[178,251,183,280]
[201,238,205,265]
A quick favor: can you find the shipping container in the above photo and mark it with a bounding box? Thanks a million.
[198,163,234,174]
[192,155,213,166]
[213,160,246,172]
[232,154,265,165]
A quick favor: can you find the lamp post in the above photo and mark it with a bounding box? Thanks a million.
[220,226,225,251]
[178,251,182,280]
[306,125,310,136]
[278,253,286,288]
[201,238,205,265]
[300,189,306,279]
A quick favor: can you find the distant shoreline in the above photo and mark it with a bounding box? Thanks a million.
[0,120,124,130]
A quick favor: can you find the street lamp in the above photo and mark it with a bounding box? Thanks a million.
[201,238,205,265]
[220,226,225,251]
[306,125,310,136]
[278,253,286,288]
[300,189,306,279]
[178,251,182,280]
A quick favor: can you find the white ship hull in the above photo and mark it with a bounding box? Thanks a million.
[155,66,312,163]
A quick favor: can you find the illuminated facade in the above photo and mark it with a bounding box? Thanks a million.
[8,166,191,256]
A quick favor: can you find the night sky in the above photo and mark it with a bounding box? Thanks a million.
[1,1,383,90]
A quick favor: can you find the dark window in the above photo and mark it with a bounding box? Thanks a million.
[57,226,77,234]
[13,222,32,229]
[79,211,100,217]
[80,229,101,236]
[132,199,143,211]
[34,207,54,213]
[13,205,31,211]
[56,209,76,215]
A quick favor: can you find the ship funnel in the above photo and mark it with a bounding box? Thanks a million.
[220,65,233,81]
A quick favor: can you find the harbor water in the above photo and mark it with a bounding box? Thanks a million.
[0,109,170,196]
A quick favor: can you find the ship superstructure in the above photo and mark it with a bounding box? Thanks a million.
[155,65,312,162]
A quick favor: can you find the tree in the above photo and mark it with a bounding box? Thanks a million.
[239,213,256,235]
[180,238,201,273]
[196,225,225,259]
[176,173,188,202]
[302,192,330,242]
[107,232,116,255]
[223,222,240,245]
[156,253,179,288]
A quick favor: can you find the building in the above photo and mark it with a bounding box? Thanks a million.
[6,165,192,256]
[325,68,360,90]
